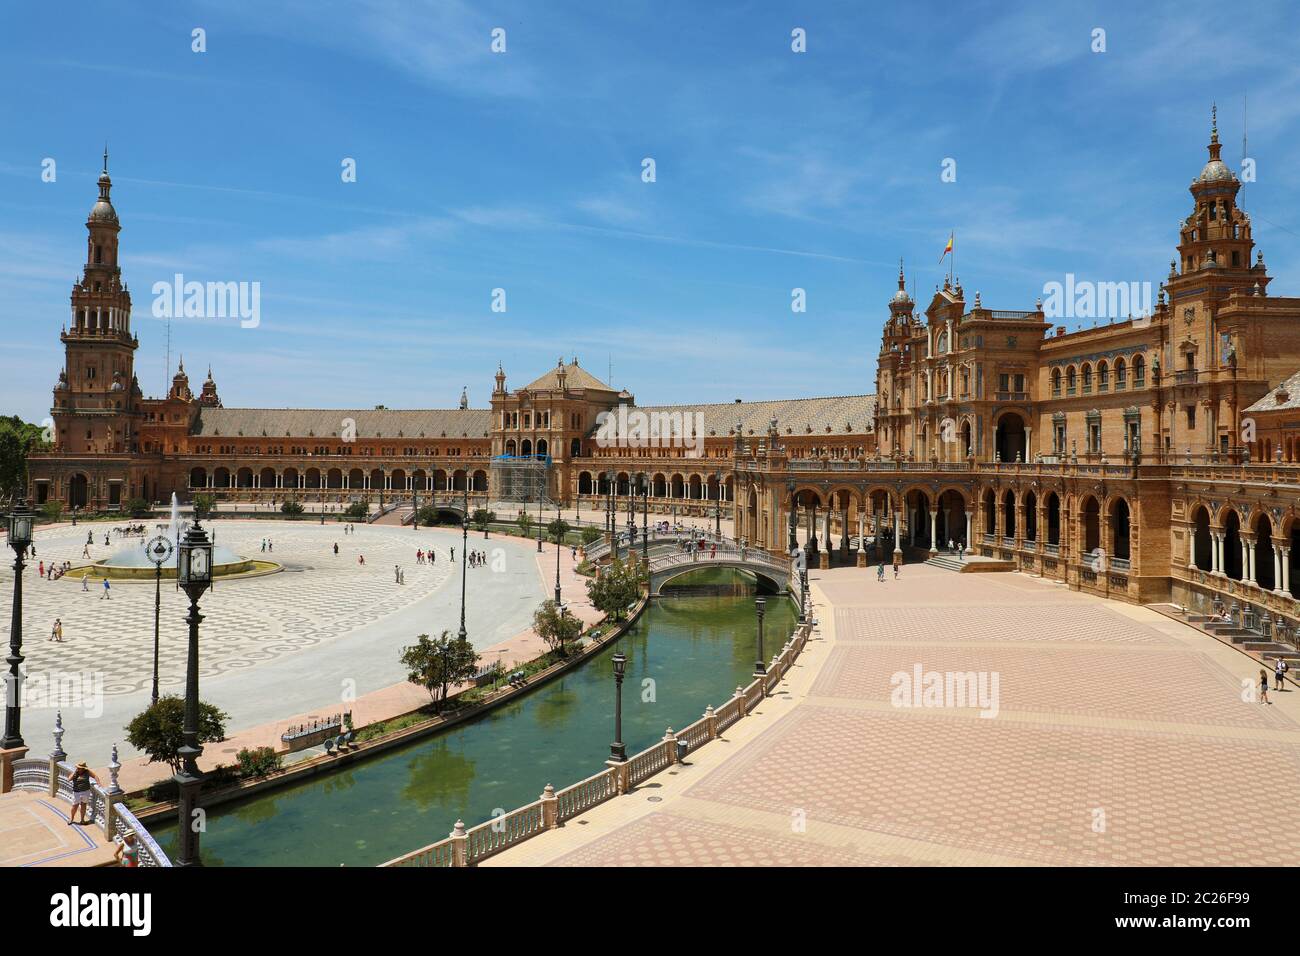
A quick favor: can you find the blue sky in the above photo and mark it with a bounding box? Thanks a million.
[3,0,1299,423]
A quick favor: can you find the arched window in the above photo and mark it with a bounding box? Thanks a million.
[1066,366,1077,392]
[1082,363,1093,392]
[1098,361,1109,390]
[1051,368,1062,396]
[1133,354,1146,387]
[1115,357,1127,388]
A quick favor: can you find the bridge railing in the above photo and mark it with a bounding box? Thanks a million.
[382,615,814,867]
[8,726,172,867]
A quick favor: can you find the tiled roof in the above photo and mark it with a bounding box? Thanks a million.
[191,407,493,440]
[1244,369,1300,413]
[522,362,614,392]
[585,395,877,439]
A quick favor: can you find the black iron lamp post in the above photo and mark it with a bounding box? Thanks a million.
[554,517,563,606]
[626,478,637,558]
[754,596,767,677]
[713,471,723,538]
[174,518,214,867]
[610,651,627,761]
[2,498,35,751]
[143,534,175,705]
[606,471,618,561]
[640,474,649,567]
[459,488,470,643]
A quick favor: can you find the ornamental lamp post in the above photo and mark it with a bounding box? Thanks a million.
[554,517,563,606]
[459,487,470,643]
[174,518,214,867]
[754,596,767,677]
[143,534,175,705]
[2,498,35,753]
[640,473,649,567]
[610,651,627,761]
[713,470,722,538]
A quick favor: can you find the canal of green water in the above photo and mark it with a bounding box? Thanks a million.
[152,569,796,866]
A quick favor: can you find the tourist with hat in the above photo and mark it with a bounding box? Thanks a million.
[67,762,102,826]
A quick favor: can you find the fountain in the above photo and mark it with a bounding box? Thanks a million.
[81,493,268,580]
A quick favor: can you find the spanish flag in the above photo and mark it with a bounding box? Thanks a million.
[939,232,954,263]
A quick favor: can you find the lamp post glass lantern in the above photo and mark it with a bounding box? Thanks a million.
[3,498,35,751]
[174,519,213,867]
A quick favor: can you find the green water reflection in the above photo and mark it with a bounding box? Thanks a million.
[152,571,796,866]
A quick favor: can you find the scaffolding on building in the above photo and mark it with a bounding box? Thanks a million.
[488,455,555,509]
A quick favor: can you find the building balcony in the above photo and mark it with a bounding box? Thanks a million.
[995,391,1029,402]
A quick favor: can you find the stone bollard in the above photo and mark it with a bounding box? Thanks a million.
[663,727,677,764]
[540,784,558,829]
[449,819,469,867]
[704,705,717,741]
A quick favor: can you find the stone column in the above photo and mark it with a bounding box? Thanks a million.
[1242,537,1253,584]
[856,511,866,567]
[965,512,972,551]
[928,508,938,555]
[1273,544,1285,594]
[1282,546,1292,595]
[1187,524,1196,569]
[1210,533,1220,574]
[893,510,903,558]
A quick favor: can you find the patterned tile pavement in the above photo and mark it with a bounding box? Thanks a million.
[487,563,1300,866]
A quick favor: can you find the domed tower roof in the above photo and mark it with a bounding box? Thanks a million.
[888,260,914,315]
[1195,104,1237,185]
[199,366,222,407]
[88,147,119,225]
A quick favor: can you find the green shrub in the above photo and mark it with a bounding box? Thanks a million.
[344,501,368,519]
[236,746,283,779]
[126,497,150,518]
[191,493,215,520]
[280,499,305,516]
[580,526,602,546]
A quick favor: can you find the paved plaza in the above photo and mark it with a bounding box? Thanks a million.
[0,520,548,775]
[487,564,1300,866]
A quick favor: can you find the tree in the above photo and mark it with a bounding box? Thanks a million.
[532,598,583,656]
[580,526,603,546]
[126,497,150,518]
[547,517,571,543]
[400,630,480,713]
[516,512,533,537]
[280,498,304,516]
[472,508,496,532]
[586,556,643,621]
[0,416,47,503]
[344,501,368,520]
[125,695,230,774]
[415,504,441,526]
[191,493,215,520]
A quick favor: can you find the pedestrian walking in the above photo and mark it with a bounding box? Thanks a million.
[333,542,339,555]
[101,578,112,600]
[38,560,44,578]
[1260,669,1271,704]
[1275,657,1288,690]
[50,618,63,642]
[876,562,885,582]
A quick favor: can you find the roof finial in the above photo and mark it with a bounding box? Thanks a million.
[103,143,109,174]
[898,257,905,290]
[1210,102,1218,143]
